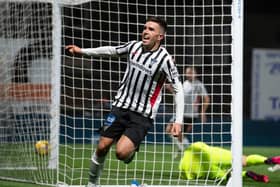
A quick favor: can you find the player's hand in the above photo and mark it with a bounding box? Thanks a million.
[165,84,174,93]
[171,122,182,137]
[65,45,81,55]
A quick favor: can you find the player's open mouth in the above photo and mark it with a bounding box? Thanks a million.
[142,36,149,42]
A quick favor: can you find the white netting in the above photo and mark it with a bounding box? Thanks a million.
[0,0,242,186]
[0,1,57,184]
[61,0,233,186]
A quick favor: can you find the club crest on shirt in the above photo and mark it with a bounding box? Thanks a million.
[150,58,158,65]
[149,58,158,68]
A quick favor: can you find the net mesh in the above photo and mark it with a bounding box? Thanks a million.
[0,0,235,186]
[61,0,232,186]
[0,1,56,184]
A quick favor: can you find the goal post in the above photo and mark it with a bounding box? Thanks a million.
[231,0,243,186]
[49,0,62,170]
[0,0,60,184]
[0,0,243,186]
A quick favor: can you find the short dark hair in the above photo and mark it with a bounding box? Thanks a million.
[146,16,167,33]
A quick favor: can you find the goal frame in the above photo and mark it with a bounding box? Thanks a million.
[0,0,243,186]
[230,0,243,187]
[56,0,244,185]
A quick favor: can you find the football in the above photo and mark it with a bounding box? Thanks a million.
[35,140,49,156]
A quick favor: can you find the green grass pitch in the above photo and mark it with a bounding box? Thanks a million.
[0,146,279,187]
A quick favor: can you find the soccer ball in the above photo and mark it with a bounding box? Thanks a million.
[35,140,49,156]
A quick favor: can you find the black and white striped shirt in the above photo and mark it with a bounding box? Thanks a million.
[81,41,184,122]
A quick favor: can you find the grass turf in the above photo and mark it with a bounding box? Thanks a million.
[0,146,279,187]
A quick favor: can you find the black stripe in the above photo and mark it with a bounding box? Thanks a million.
[115,64,132,106]
[149,48,163,67]
[136,50,142,62]
[127,70,142,109]
[119,67,136,108]
[133,53,153,111]
[166,59,175,84]
[116,41,132,50]
[116,42,138,91]
[141,52,153,65]
[136,48,162,111]
[128,41,137,55]
[115,41,138,107]
[131,45,142,61]
[117,60,131,91]
[115,42,132,56]
[135,74,148,112]
[147,72,167,118]
[142,53,168,114]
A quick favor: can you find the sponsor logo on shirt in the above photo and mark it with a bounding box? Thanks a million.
[170,67,178,78]
[131,61,152,75]
[104,113,116,126]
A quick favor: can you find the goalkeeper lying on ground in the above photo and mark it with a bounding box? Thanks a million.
[179,142,280,183]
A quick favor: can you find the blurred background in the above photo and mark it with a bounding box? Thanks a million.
[243,0,280,146]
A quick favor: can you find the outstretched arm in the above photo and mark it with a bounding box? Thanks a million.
[65,41,136,57]
[65,44,118,57]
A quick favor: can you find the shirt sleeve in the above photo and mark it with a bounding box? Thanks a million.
[80,41,136,57]
[80,46,118,57]
[163,57,184,124]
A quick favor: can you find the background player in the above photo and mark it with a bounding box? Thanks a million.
[66,16,184,187]
[166,66,210,155]
[179,142,280,183]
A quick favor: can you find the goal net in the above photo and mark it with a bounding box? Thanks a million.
[0,0,243,186]
[0,0,60,184]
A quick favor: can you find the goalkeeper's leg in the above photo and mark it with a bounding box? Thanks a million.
[245,154,280,166]
[243,170,269,183]
[265,156,280,165]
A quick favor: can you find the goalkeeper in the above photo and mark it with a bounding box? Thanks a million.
[179,142,280,183]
